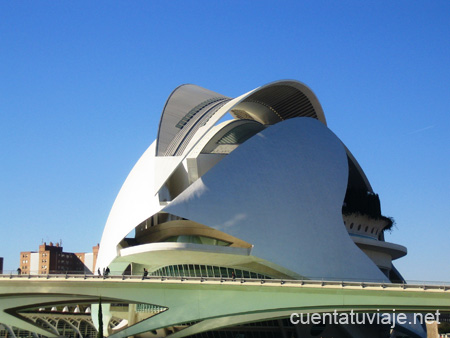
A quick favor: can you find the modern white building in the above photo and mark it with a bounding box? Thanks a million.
[90,80,423,337]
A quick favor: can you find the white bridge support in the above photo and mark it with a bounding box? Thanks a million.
[4,324,17,338]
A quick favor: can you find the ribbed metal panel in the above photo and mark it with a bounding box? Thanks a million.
[165,98,227,155]
[163,99,230,156]
[159,83,320,157]
[175,97,225,129]
[230,109,255,121]
[217,123,265,145]
[173,100,230,156]
[242,85,317,122]
[156,84,229,156]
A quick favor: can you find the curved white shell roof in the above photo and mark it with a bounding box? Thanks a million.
[97,80,390,282]
[96,141,163,270]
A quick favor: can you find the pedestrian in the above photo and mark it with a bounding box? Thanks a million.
[105,267,110,277]
[231,271,236,280]
[142,268,148,280]
[17,267,21,275]
[98,268,101,277]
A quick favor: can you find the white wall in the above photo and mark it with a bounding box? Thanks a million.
[30,252,39,275]
[83,253,94,273]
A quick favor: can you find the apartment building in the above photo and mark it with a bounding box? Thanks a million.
[19,242,99,275]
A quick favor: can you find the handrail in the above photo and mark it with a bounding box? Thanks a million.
[1,273,449,291]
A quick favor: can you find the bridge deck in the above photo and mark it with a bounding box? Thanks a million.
[1,273,449,292]
[1,274,450,338]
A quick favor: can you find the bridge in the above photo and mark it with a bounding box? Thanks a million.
[1,274,450,338]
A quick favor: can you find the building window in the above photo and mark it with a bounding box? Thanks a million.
[350,223,354,229]
[357,224,361,231]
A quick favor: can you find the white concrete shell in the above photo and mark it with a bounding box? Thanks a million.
[96,141,163,271]
[164,118,388,282]
[97,79,402,284]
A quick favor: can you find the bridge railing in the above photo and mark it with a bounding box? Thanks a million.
[1,272,449,291]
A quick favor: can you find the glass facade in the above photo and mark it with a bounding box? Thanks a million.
[150,264,271,279]
[163,235,231,246]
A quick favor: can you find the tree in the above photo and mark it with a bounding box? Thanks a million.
[97,297,103,338]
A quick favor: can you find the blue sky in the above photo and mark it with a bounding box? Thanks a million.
[0,1,448,281]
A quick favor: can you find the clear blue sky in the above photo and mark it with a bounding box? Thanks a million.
[0,1,448,281]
